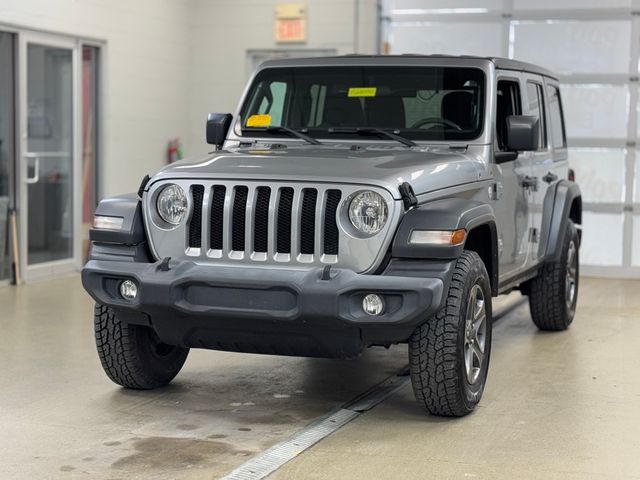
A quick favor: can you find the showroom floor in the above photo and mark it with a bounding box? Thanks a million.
[0,276,638,479]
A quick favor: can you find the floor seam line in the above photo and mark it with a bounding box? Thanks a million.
[219,369,410,480]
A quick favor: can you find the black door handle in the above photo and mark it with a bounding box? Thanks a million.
[543,172,558,184]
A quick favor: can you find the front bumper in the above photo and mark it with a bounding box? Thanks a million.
[81,259,446,358]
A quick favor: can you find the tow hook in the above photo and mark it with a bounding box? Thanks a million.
[158,257,172,272]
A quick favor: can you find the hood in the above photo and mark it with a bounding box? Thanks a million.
[152,143,490,199]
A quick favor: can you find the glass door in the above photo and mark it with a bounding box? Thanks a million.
[0,32,16,283]
[19,33,80,280]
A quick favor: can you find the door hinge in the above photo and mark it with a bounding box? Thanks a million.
[542,171,558,184]
[488,182,503,201]
[522,176,538,192]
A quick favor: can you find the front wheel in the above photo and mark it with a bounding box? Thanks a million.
[409,250,493,417]
[94,304,189,389]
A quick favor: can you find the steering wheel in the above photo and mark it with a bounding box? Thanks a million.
[410,117,462,131]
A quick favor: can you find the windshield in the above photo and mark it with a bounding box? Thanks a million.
[239,66,485,142]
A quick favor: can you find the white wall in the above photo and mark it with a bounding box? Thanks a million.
[185,0,379,156]
[0,0,192,197]
[0,0,379,195]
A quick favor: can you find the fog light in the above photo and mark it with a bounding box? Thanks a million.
[362,294,385,316]
[119,280,138,300]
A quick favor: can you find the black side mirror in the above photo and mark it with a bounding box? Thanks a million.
[206,113,233,148]
[506,115,539,152]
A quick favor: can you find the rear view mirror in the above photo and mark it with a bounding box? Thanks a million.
[206,113,233,148]
[506,115,539,152]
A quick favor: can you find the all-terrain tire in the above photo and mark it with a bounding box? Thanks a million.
[409,250,493,417]
[94,304,189,389]
[528,221,579,331]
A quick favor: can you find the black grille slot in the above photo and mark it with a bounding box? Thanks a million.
[209,185,226,250]
[276,187,294,253]
[254,187,271,253]
[188,185,204,248]
[300,189,317,255]
[323,190,342,255]
[232,186,249,251]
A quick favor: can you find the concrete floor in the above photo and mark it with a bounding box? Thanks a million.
[0,276,639,479]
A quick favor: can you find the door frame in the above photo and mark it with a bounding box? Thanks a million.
[17,31,82,282]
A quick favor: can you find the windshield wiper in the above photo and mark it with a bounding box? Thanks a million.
[262,126,322,145]
[328,127,417,147]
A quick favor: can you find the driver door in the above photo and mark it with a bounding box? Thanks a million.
[492,74,531,280]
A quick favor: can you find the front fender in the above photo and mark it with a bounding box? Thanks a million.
[87,193,153,263]
[392,198,496,259]
[89,193,146,245]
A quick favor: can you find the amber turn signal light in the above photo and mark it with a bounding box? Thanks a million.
[409,228,466,246]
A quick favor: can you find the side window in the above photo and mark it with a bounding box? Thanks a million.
[526,81,547,150]
[496,80,522,151]
[546,85,566,149]
[247,80,288,126]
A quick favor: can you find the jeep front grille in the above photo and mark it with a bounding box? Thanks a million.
[186,183,342,260]
[144,180,398,273]
[188,185,204,248]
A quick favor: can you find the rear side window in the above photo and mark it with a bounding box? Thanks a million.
[496,80,522,151]
[526,82,547,150]
[546,85,566,149]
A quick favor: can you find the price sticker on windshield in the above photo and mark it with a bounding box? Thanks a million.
[348,87,377,97]
[246,114,272,127]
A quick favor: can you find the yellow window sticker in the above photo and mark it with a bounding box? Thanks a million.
[246,114,272,127]
[348,87,377,97]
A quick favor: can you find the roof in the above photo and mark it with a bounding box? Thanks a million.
[258,54,558,81]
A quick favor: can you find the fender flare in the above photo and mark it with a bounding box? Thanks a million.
[391,198,499,291]
[540,180,582,263]
[89,193,146,245]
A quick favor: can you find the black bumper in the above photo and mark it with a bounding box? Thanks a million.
[81,259,447,359]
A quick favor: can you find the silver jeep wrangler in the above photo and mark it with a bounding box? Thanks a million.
[82,55,581,417]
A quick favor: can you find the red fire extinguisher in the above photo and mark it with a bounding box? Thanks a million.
[167,138,184,164]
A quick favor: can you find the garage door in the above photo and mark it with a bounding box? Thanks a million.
[381,0,640,277]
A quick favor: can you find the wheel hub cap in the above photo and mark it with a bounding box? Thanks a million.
[566,240,578,312]
[464,284,487,385]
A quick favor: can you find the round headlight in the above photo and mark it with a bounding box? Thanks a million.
[156,184,188,225]
[348,191,388,236]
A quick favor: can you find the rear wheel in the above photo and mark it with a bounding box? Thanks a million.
[528,221,579,331]
[409,251,493,417]
[94,304,189,389]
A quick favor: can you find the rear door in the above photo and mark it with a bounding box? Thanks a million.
[522,76,553,266]
[527,77,569,264]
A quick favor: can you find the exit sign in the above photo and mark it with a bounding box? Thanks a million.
[274,3,307,43]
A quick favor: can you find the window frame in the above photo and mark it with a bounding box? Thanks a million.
[545,82,567,151]
[237,66,488,142]
[525,79,549,152]
[495,76,523,153]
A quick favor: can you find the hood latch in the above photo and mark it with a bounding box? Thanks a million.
[399,182,418,210]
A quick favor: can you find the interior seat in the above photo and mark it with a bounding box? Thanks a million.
[442,91,475,130]
[321,94,366,127]
[366,96,406,129]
